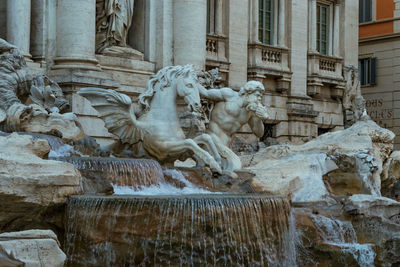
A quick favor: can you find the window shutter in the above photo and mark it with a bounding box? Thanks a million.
[359,0,363,23]
[359,59,365,86]
[365,0,372,22]
[370,57,377,85]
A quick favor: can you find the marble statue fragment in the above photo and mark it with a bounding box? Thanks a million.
[343,66,370,127]
[0,38,84,140]
[96,0,143,58]
[199,80,270,177]
[78,65,222,173]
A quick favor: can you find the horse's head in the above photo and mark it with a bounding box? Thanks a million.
[175,70,203,113]
[139,65,203,114]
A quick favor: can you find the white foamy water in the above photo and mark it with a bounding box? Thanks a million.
[113,169,219,195]
[312,214,376,267]
[49,144,75,158]
[49,144,87,158]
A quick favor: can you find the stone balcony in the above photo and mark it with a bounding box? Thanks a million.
[247,43,291,93]
[307,52,345,98]
[205,34,230,85]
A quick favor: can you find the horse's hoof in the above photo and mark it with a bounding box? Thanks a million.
[210,165,222,175]
[222,170,238,179]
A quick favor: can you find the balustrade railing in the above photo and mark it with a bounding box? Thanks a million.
[262,48,282,63]
[319,58,336,72]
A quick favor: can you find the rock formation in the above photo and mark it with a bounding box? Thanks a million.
[0,230,66,267]
[241,119,395,202]
[0,133,82,232]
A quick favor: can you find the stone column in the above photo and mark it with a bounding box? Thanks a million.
[30,0,47,63]
[173,0,206,68]
[278,0,286,47]
[333,3,340,57]
[215,0,223,35]
[53,0,99,70]
[273,0,278,45]
[155,0,173,69]
[7,0,32,60]
[251,0,259,43]
[308,0,317,52]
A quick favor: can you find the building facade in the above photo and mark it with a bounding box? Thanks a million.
[0,0,358,146]
[359,0,400,149]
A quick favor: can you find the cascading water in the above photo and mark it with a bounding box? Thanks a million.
[113,169,216,195]
[65,195,297,267]
[59,156,165,189]
[311,214,376,267]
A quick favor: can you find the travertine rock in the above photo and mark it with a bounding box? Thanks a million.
[345,194,400,220]
[242,120,395,202]
[0,133,82,231]
[381,151,400,198]
[0,133,82,205]
[0,230,66,267]
[345,195,400,266]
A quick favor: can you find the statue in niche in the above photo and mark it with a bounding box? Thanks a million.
[0,38,84,140]
[198,80,270,178]
[96,0,143,59]
[343,66,370,127]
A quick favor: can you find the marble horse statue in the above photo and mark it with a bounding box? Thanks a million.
[78,65,222,173]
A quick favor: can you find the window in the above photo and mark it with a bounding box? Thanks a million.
[259,0,274,45]
[316,3,329,55]
[359,57,377,86]
[359,0,372,23]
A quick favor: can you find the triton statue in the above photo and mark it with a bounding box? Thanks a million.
[199,80,270,177]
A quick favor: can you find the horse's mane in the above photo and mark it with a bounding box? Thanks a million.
[138,65,196,112]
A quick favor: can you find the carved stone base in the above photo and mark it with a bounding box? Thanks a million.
[49,68,120,146]
[287,97,319,144]
[96,54,155,97]
[101,46,144,61]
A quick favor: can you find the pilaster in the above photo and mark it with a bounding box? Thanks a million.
[278,0,286,47]
[173,0,207,69]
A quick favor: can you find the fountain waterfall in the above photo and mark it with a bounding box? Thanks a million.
[59,157,165,189]
[65,195,296,266]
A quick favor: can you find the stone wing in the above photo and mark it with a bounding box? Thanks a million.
[78,88,145,144]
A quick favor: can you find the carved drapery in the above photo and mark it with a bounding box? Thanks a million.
[96,0,135,53]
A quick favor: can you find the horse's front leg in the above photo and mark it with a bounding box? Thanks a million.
[193,134,221,165]
[163,139,222,173]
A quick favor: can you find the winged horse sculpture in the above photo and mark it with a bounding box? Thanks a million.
[78,65,222,173]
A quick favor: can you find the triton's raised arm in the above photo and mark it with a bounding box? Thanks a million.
[198,87,235,101]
